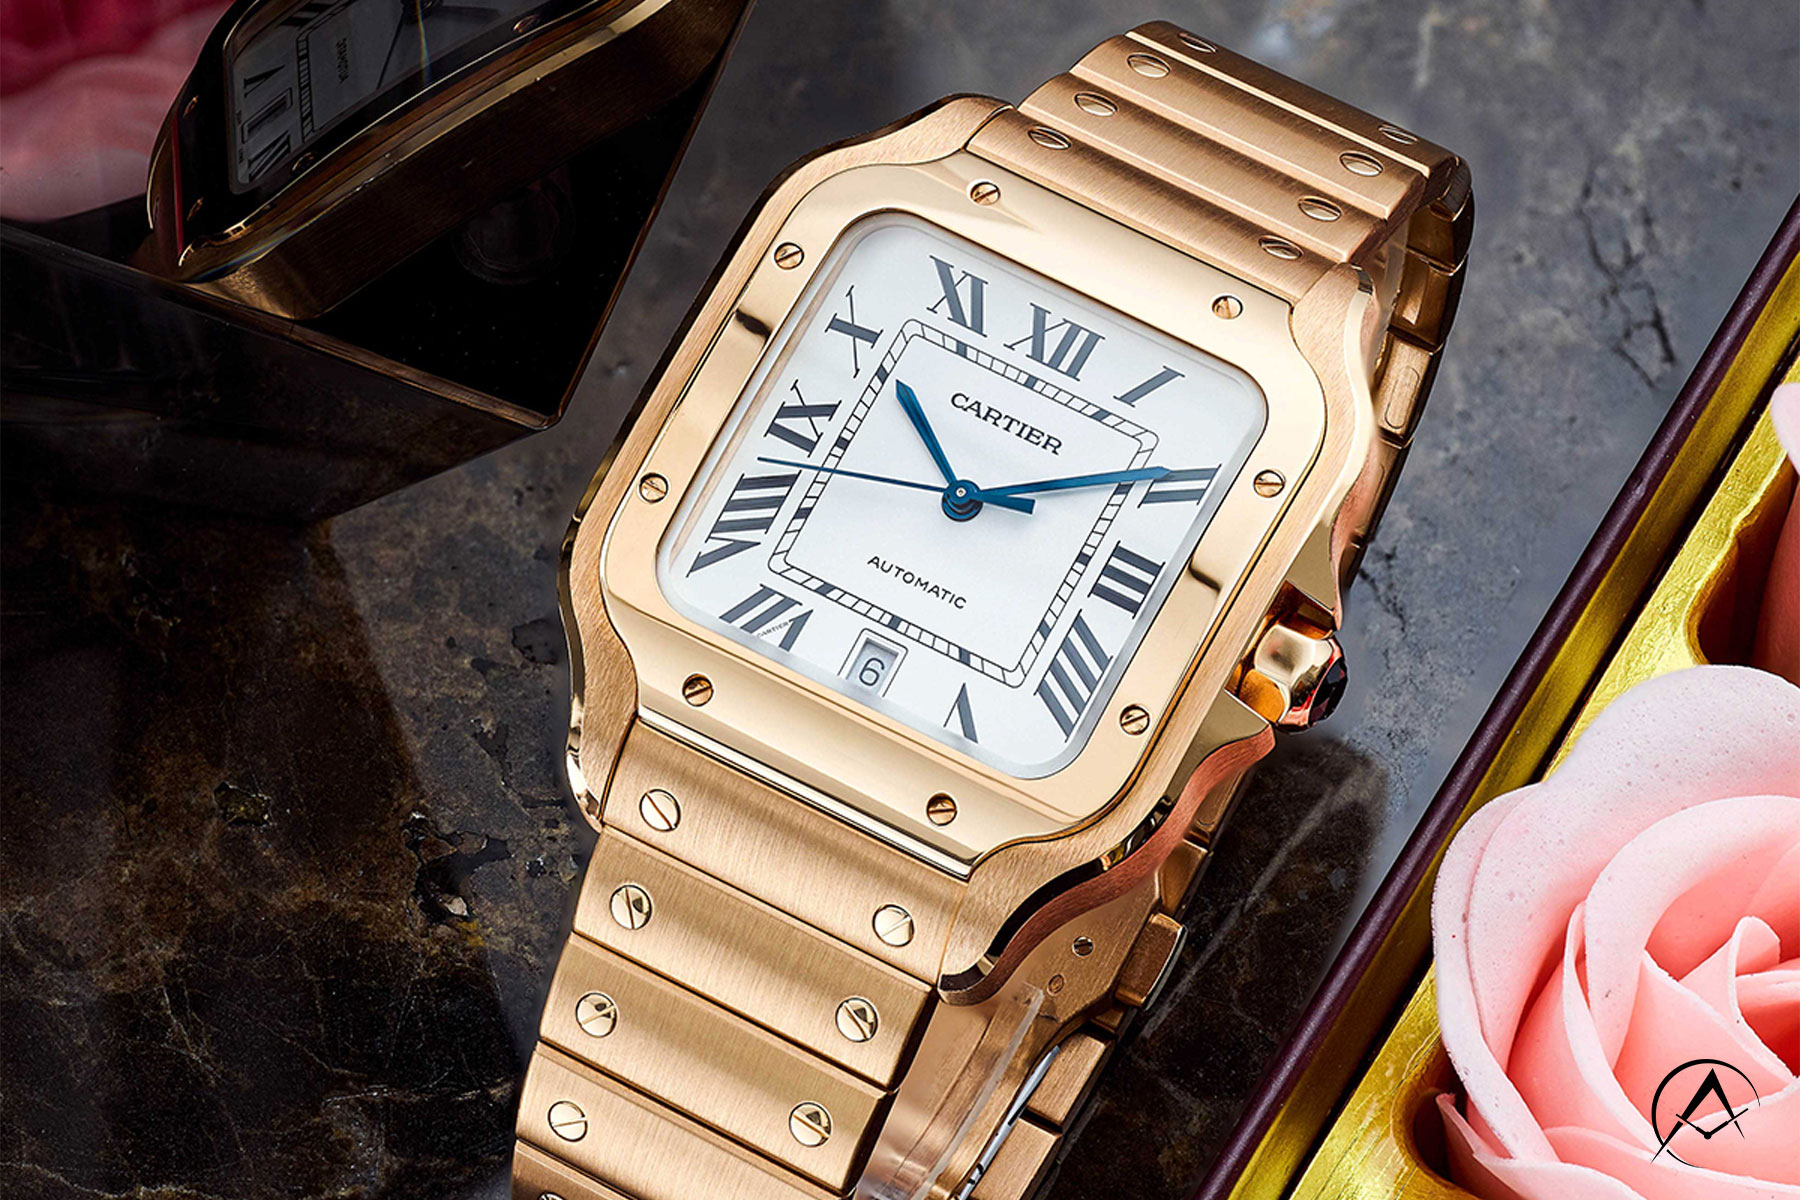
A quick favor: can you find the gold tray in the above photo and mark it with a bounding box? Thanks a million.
[1266,281,1799,1197]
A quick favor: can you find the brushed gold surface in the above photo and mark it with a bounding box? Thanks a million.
[519,1047,836,1200]
[572,829,932,1087]
[1022,1032,1111,1128]
[1289,972,1467,1200]
[968,1116,1060,1200]
[1562,399,1797,759]
[605,722,962,983]
[512,1139,638,1200]
[938,703,1272,1004]
[541,934,887,1188]
[1154,836,1210,920]
[917,875,1169,1196]
[1113,912,1183,1009]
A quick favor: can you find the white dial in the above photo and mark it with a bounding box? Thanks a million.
[659,217,1266,778]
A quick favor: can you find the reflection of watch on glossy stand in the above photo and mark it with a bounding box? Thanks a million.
[516,23,1470,1200]
[141,0,744,318]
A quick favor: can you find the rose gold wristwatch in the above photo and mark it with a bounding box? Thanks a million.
[514,23,1470,1200]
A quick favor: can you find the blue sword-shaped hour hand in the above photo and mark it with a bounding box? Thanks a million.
[968,466,1172,502]
[756,457,1036,514]
[894,380,959,487]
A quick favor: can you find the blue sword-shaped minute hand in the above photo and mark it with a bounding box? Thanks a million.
[894,380,959,487]
[756,457,1036,513]
[968,466,1172,502]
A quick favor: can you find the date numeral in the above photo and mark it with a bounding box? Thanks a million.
[689,471,796,572]
[1036,614,1111,737]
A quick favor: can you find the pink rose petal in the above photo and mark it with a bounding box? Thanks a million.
[1741,838,1800,951]
[1434,788,1556,1157]
[1437,1093,1651,1200]
[1548,1124,1800,1200]
[1435,666,1800,1198]
[1737,967,1800,1068]
[1508,906,1648,1145]
[1679,917,1782,1030]
[1582,797,1800,1060]
[0,6,225,220]
[1613,956,1796,1176]
[1433,667,1800,1159]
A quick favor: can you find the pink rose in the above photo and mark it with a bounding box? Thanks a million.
[0,2,228,221]
[1433,665,1800,1199]
[1754,383,1800,686]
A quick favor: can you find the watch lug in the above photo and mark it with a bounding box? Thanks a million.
[938,709,1273,1006]
[1290,261,1385,622]
[1113,912,1184,1009]
[1282,523,1344,623]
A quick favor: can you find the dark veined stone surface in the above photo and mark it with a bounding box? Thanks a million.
[3,2,1795,1197]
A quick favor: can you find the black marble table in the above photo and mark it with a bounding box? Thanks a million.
[4,3,1796,1197]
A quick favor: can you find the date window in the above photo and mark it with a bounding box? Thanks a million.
[843,631,904,697]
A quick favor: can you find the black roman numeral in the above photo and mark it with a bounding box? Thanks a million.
[1036,614,1111,737]
[1114,366,1182,407]
[243,90,293,140]
[1089,544,1163,616]
[928,256,988,335]
[688,471,796,572]
[825,287,881,376]
[242,66,284,96]
[1140,466,1220,506]
[280,1,334,26]
[244,133,292,181]
[720,585,811,651]
[945,684,978,743]
[765,383,837,454]
[1007,305,1104,380]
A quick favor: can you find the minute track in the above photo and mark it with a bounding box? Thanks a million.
[662,218,1267,776]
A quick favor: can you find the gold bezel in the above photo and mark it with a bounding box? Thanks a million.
[596,151,1333,866]
[560,96,1378,992]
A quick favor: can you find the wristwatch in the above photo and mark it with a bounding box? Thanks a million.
[515,22,1470,1200]
[139,0,744,318]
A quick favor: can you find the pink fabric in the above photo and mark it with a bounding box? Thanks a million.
[1754,383,1800,686]
[1432,666,1800,1200]
[2,0,223,95]
[0,2,226,220]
